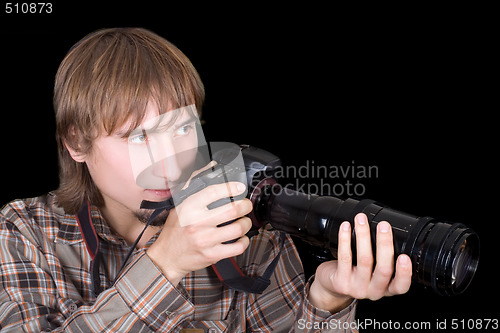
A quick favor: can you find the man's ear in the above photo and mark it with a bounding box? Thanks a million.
[64,127,87,163]
[64,142,87,163]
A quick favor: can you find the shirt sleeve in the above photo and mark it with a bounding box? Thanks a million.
[0,208,193,332]
[294,277,358,332]
[61,252,194,332]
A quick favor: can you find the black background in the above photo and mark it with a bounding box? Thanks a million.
[1,3,497,331]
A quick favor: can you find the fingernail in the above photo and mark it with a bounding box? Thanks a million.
[237,183,246,192]
[355,214,366,225]
[378,222,390,233]
[342,221,351,231]
[398,255,410,267]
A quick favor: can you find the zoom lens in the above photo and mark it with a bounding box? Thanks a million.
[411,220,480,296]
[250,183,480,296]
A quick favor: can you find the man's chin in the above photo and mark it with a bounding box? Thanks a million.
[134,208,170,227]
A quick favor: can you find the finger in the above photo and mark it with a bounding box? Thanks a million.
[208,235,250,263]
[191,198,253,227]
[386,254,412,296]
[178,182,250,227]
[183,217,251,250]
[353,213,374,282]
[213,217,252,244]
[369,221,395,299]
[208,197,253,223]
[336,221,353,281]
[191,182,247,208]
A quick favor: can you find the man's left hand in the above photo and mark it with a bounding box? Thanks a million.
[308,213,413,312]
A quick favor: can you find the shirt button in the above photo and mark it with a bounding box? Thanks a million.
[68,303,78,313]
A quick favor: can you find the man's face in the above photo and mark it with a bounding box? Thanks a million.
[83,101,200,224]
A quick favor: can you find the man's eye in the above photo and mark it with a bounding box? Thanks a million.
[128,134,149,144]
[175,125,193,137]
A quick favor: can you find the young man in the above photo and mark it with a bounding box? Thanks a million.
[0,28,412,332]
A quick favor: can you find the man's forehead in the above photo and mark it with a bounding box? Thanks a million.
[139,106,196,131]
[116,104,198,136]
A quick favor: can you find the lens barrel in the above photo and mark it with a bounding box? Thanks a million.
[250,183,479,296]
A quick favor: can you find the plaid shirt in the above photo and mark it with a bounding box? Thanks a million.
[0,192,357,332]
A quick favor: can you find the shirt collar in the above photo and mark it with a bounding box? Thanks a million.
[56,202,128,247]
[89,204,129,246]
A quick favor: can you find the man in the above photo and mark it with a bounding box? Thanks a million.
[0,28,412,332]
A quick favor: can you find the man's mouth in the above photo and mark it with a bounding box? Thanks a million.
[145,189,172,200]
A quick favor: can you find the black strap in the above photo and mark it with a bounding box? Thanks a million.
[212,232,286,294]
[76,199,178,298]
[75,200,102,297]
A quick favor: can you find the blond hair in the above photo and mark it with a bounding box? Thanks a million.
[54,28,205,213]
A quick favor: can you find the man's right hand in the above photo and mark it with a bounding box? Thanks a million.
[146,181,253,286]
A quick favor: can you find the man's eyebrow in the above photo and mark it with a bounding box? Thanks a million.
[142,113,198,133]
[118,112,198,138]
[115,128,135,138]
[171,114,198,128]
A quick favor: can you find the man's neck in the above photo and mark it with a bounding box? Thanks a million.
[99,197,160,248]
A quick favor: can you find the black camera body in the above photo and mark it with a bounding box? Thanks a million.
[178,143,480,296]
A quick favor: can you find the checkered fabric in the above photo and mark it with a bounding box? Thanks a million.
[0,192,357,332]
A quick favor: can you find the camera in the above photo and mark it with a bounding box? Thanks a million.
[142,142,480,296]
[207,143,479,296]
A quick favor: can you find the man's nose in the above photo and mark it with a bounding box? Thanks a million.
[150,136,183,182]
[152,156,183,183]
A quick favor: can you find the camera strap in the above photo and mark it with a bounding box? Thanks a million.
[77,199,285,297]
[75,200,103,297]
[76,199,170,298]
[211,231,285,294]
